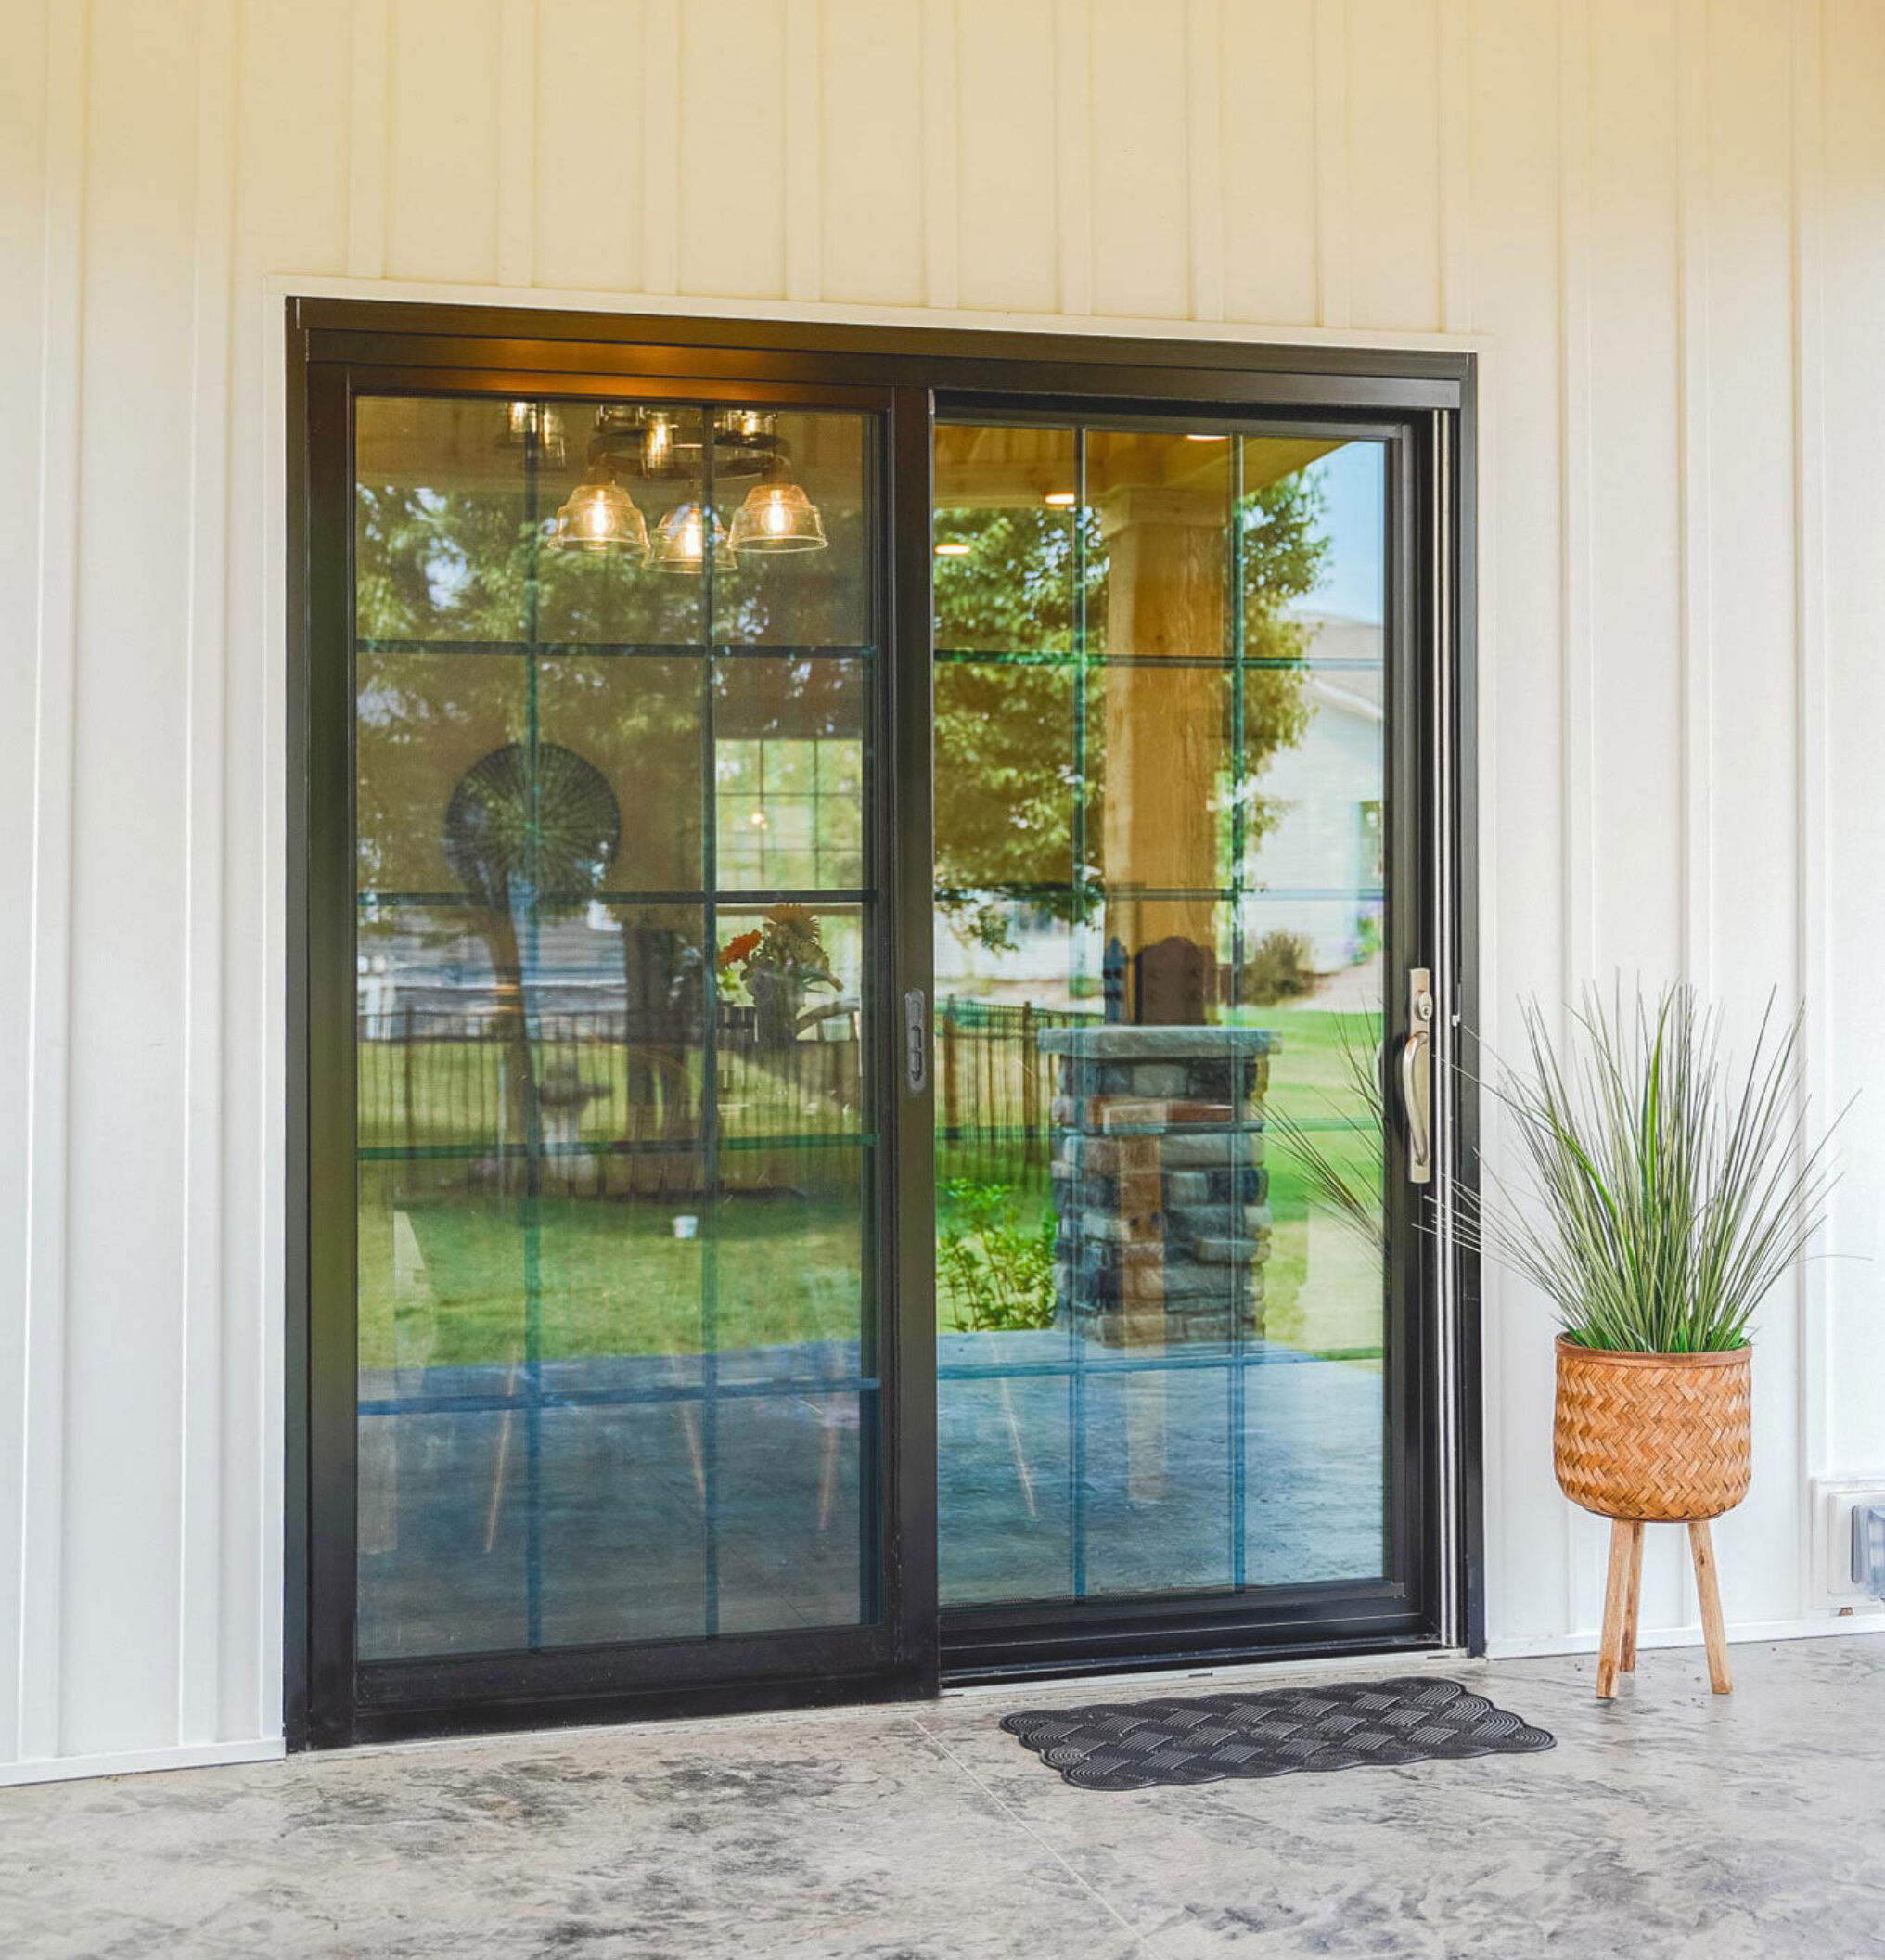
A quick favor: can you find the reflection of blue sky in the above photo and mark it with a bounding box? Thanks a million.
[1295,442,1384,625]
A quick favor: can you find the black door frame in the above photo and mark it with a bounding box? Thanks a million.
[286,297,1481,1749]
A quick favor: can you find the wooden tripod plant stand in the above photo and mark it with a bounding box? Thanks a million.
[1554,1338,1752,1701]
[1596,1517,1731,1699]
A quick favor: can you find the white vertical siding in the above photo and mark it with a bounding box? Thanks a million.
[3,0,1883,1780]
[1820,0,1885,1483]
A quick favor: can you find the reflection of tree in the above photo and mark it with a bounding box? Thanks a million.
[443,744,620,1184]
[356,482,709,1173]
[931,474,1330,952]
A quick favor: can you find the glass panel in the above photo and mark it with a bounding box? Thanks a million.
[1085,425,1232,663]
[712,1145,871,1382]
[932,423,1078,657]
[934,422,1390,1612]
[713,902,866,1142]
[713,655,868,890]
[1082,1363,1236,1596]
[933,660,1080,899]
[713,1387,874,1633]
[715,411,872,647]
[535,405,708,647]
[355,396,531,645]
[354,394,881,1665]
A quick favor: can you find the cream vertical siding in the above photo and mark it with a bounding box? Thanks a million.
[2,0,1883,1781]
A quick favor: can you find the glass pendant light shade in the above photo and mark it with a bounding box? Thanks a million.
[650,500,730,574]
[729,468,827,555]
[548,479,648,555]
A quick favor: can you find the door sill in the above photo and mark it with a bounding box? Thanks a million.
[942,1632,1459,1697]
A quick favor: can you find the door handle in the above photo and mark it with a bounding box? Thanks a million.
[904,988,928,1095]
[1401,967,1434,1185]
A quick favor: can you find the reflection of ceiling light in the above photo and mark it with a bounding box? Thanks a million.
[1186,432,1228,442]
[730,464,827,554]
[498,400,566,462]
[642,412,675,470]
[934,541,971,557]
[1043,491,1077,506]
[548,478,648,554]
[650,500,730,574]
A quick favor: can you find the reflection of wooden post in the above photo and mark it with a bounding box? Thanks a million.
[1096,484,1226,1014]
[983,1015,997,1174]
[1021,1003,1040,1171]
[942,1001,960,1144]
[1094,471,1226,1505]
[402,1000,417,1162]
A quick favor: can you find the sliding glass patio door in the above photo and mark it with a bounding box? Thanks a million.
[293,304,1468,1745]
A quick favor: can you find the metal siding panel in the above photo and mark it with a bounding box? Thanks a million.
[60,0,196,1758]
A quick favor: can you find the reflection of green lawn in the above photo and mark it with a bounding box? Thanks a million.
[1255,1005,1387,1366]
[361,1188,864,1371]
[361,1008,1384,1371]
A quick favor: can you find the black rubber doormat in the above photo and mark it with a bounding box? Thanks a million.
[1002,1677,1555,1791]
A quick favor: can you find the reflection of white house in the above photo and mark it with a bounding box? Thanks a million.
[1248,610,1384,974]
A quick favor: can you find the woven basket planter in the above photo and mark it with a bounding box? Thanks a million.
[1553,1336,1752,1524]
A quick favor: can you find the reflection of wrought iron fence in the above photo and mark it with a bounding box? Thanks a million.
[936,999,1098,1193]
[357,1006,864,1197]
[358,999,1094,1198]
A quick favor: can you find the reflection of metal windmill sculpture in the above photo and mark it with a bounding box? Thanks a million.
[444,743,621,1187]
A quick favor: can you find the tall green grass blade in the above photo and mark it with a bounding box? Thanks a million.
[1455,983,1841,1353]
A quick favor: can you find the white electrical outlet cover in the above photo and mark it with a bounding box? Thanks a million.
[1811,1477,1885,1610]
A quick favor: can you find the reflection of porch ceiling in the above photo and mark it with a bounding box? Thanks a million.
[354,396,860,494]
[933,424,1346,508]
[355,400,1346,507]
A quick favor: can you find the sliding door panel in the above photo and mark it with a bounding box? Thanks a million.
[932,416,1413,1662]
[322,384,909,1727]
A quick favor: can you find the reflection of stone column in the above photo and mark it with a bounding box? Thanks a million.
[1095,486,1225,1013]
[1044,1030,1276,1370]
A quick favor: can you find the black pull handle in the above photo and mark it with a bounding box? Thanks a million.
[904,989,928,1095]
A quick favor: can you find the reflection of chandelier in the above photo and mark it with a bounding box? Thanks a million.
[519,400,827,568]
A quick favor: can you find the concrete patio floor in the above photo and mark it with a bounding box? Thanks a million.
[4,1634,1881,1959]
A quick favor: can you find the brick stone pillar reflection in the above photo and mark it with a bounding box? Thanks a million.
[1044,1028,1277,1344]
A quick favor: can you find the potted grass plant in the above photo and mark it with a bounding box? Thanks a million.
[1462,984,1840,1698]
